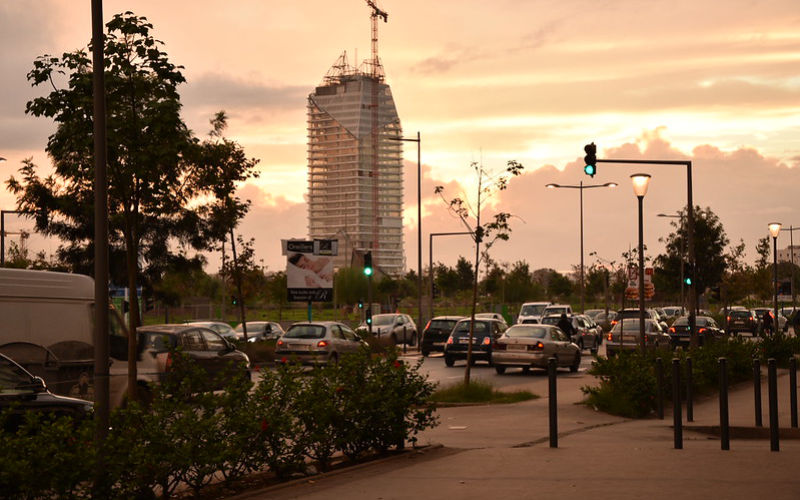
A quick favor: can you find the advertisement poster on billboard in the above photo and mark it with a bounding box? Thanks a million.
[283,239,336,302]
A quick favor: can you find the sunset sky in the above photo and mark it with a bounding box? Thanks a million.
[1,1,799,279]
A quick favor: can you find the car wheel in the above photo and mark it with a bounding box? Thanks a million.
[390,334,398,346]
[329,352,339,364]
[444,354,455,367]
[570,351,581,373]
[590,346,598,355]
[522,366,531,374]
[578,339,584,351]
[410,332,417,346]
[421,347,430,357]
[495,365,506,375]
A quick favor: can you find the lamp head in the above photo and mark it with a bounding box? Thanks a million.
[768,222,782,239]
[630,173,651,198]
[545,183,559,189]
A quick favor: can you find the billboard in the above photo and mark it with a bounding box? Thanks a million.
[283,239,336,302]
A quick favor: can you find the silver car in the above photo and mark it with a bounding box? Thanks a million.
[275,322,366,365]
[361,313,417,345]
[184,321,238,341]
[492,324,581,374]
[234,321,285,342]
[606,318,672,356]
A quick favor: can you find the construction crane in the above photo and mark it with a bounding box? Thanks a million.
[365,0,388,78]
[364,1,388,264]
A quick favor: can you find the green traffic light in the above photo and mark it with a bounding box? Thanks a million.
[363,267,373,276]
[684,277,692,286]
[584,164,596,176]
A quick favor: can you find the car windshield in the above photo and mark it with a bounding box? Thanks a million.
[729,311,751,318]
[540,316,560,326]
[234,322,264,333]
[545,307,568,315]
[452,321,489,336]
[521,304,547,316]
[372,315,396,327]
[284,325,326,339]
[0,357,36,395]
[429,320,457,331]
[504,326,547,338]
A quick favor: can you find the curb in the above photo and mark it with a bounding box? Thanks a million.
[226,444,445,499]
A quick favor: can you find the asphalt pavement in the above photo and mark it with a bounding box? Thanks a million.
[234,348,800,500]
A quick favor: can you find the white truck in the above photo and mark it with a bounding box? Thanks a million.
[0,268,128,404]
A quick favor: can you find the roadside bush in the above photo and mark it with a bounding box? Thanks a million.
[1,348,438,499]
[583,335,798,419]
[582,351,661,418]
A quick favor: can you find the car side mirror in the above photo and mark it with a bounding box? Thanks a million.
[31,376,47,393]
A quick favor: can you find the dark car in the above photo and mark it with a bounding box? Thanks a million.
[134,324,251,393]
[726,310,758,336]
[443,318,507,367]
[540,314,601,353]
[420,316,464,356]
[668,316,726,347]
[0,353,93,432]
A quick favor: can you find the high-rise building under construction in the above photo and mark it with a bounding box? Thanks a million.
[306,51,405,276]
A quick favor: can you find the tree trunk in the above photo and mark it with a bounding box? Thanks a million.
[125,236,140,402]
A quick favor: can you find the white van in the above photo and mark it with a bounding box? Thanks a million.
[0,268,127,403]
[516,302,551,324]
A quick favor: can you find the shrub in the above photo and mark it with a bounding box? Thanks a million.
[0,347,438,498]
[582,351,660,418]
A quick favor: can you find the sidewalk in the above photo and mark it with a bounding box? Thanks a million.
[235,368,800,500]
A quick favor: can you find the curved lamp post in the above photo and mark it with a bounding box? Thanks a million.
[631,173,651,351]
[545,181,617,313]
[769,222,782,336]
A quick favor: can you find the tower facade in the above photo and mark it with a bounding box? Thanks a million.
[306,53,405,276]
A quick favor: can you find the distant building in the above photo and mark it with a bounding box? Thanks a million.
[777,245,800,265]
[306,52,405,276]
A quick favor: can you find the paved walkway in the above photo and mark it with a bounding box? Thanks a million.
[234,366,800,500]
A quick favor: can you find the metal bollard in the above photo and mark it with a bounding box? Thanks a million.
[768,358,779,452]
[672,358,683,449]
[686,357,694,422]
[791,357,798,429]
[656,358,664,419]
[719,357,729,450]
[754,359,762,427]
[403,326,407,354]
[548,357,558,448]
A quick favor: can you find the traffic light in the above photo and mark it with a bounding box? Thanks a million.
[365,308,372,325]
[710,285,721,301]
[363,251,373,276]
[583,143,597,177]
[683,262,694,287]
[358,299,364,310]
[231,295,239,306]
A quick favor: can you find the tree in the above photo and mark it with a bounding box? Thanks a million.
[654,206,729,297]
[9,12,259,398]
[434,160,523,385]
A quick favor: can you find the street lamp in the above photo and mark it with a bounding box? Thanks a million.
[769,222,782,335]
[631,173,651,352]
[545,181,617,313]
[389,133,423,340]
[657,212,686,311]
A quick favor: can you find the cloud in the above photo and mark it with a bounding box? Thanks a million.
[180,73,308,113]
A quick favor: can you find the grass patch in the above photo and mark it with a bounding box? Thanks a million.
[431,379,538,405]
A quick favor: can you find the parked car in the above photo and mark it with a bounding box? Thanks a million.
[542,304,573,318]
[726,309,758,336]
[420,316,464,356]
[132,324,251,397]
[492,324,581,374]
[0,352,93,432]
[234,321,285,342]
[668,315,726,347]
[583,309,605,321]
[540,314,601,353]
[612,308,668,331]
[275,322,366,365]
[661,306,685,321]
[752,308,788,333]
[592,310,618,332]
[605,318,672,357]
[359,313,417,345]
[184,321,238,341]
[474,312,509,328]
[443,318,507,367]
[516,302,552,324]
